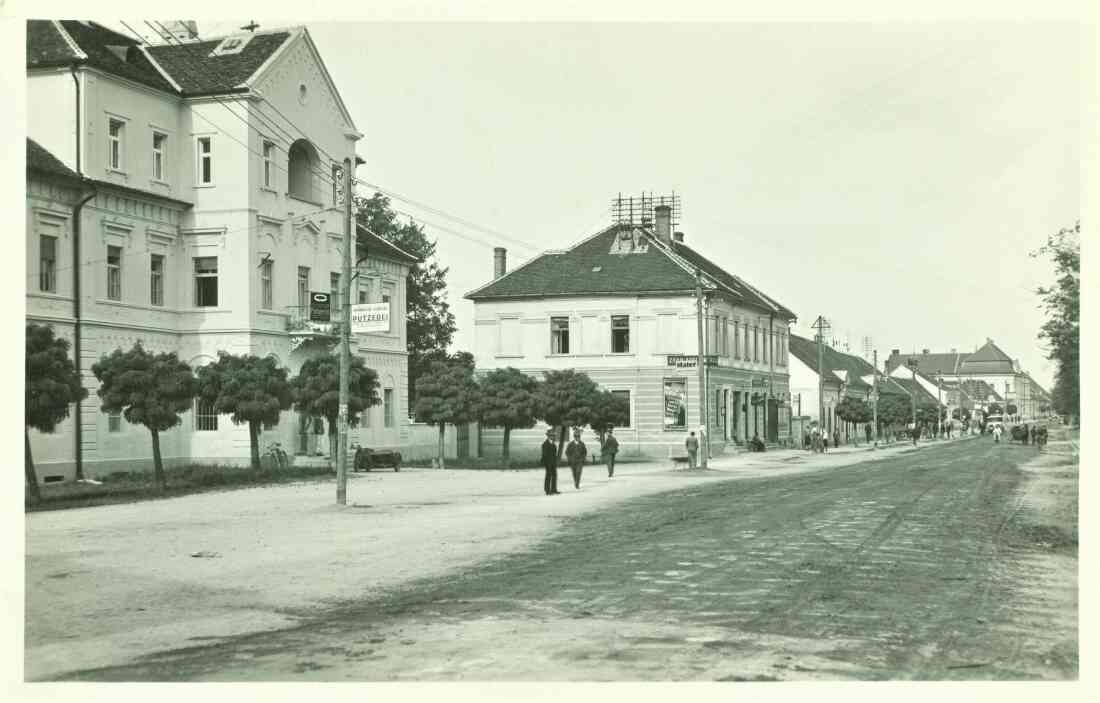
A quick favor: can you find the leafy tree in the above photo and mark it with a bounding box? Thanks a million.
[835,397,871,424]
[413,358,480,468]
[538,370,600,459]
[1006,403,1018,417]
[25,324,88,500]
[92,343,197,490]
[478,367,540,460]
[987,402,1004,416]
[290,353,381,464]
[196,352,293,470]
[915,402,944,428]
[876,395,911,429]
[356,193,456,407]
[1032,221,1079,423]
[586,389,630,448]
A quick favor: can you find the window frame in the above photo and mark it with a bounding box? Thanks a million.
[195,135,214,186]
[610,314,630,354]
[297,266,310,313]
[107,411,122,433]
[383,388,395,428]
[330,272,342,316]
[152,130,168,182]
[381,283,395,333]
[39,234,57,293]
[550,316,571,355]
[108,118,125,171]
[611,389,631,428]
[262,140,275,189]
[195,398,218,431]
[193,256,219,307]
[106,245,122,301]
[150,253,165,306]
[260,258,273,310]
[663,377,688,431]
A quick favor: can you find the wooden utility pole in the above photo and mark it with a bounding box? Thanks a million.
[872,349,879,448]
[812,316,829,434]
[336,157,353,505]
[695,269,708,468]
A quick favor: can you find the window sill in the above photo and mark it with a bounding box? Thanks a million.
[105,168,129,179]
[150,178,171,187]
[181,306,231,313]
[494,354,524,359]
[260,186,279,195]
[257,308,287,316]
[608,352,635,357]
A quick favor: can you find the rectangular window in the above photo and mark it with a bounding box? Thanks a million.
[384,388,394,427]
[262,140,275,188]
[150,254,164,306]
[330,272,341,315]
[720,318,729,356]
[612,389,631,428]
[663,378,687,430]
[107,245,122,300]
[152,131,167,181]
[260,258,273,310]
[297,266,310,314]
[382,284,394,332]
[611,315,630,353]
[763,329,769,363]
[734,321,740,360]
[358,285,368,304]
[551,317,570,354]
[196,136,213,185]
[193,256,218,307]
[753,327,760,362]
[715,388,723,427]
[108,411,122,433]
[332,163,342,206]
[39,235,57,292]
[195,398,218,431]
[108,119,124,170]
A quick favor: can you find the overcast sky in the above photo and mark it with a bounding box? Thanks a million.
[155,20,1080,388]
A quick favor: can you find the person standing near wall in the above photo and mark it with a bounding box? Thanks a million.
[541,429,560,495]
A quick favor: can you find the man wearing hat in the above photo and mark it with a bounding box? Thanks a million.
[566,428,588,489]
[541,429,560,495]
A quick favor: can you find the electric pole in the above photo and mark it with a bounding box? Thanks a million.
[872,349,879,448]
[695,269,708,468]
[907,357,919,442]
[812,316,829,435]
[336,157,353,505]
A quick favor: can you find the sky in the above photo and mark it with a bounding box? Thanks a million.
[129,19,1080,389]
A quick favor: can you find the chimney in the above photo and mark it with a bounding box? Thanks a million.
[654,205,671,245]
[951,348,957,353]
[922,348,930,355]
[673,231,684,243]
[891,348,900,356]
[493,247,507,279]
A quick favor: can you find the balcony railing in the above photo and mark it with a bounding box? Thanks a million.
[286,305,344,335]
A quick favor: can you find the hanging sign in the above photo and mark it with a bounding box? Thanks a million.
[351,302,390,333]
[309,292,331,322]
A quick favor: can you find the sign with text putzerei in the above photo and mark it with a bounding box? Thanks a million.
[350,302,390,333]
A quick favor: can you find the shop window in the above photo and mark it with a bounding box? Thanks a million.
[663,378,687,430]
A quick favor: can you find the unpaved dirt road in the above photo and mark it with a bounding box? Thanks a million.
[27,434,1076,681]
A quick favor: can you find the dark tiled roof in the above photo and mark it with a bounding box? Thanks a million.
[958,340,1015,374]
[146,31,291,95]
[52,21,177,93]
[788,334,878,391]
[26,20,79,66]
[27,138,79,179]
[891,377,940,405]
[888,351,962,376]
[356,224,420,265]
[467,225,795,321]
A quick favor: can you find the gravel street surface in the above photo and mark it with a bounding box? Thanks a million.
[26,432,1076,681]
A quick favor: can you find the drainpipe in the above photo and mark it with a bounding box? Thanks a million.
[70,64,96,481]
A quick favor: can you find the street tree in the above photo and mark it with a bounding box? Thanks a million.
[413,358,480,468]
[356,193,456,407]
[988,403,1004,416]
[196,352,293,470]
[1032,221,1079,423]
[586,389,631,448]
[915,402,944,432]
[1006,403,1018,418]
[25,324,87,500]
[91,343,197,490]
[290,353,381,464]
[477,367,540,461]
[835,397,871,443]
[538,370,600,459]
[876,395,911,433]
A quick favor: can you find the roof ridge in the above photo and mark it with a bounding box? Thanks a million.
[51,20,87,60]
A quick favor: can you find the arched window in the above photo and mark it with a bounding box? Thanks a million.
[287,139,318,201]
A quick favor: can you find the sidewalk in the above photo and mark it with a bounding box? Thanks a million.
[24,435,954,680]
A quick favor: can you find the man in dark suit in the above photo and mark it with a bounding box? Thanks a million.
[541,429,560,495]
[566,428,588,489]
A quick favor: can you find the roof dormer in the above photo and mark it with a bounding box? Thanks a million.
[209,34,253,57]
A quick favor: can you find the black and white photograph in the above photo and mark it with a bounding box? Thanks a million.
[7,1,1089,693]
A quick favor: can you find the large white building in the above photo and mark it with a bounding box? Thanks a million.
[466,206,798,458]
[25,21,419,481]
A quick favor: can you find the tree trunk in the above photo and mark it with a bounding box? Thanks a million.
[25,427,41,503]
[249,420,261,471]
[502,425,511,461]
[151,428,166,491]
[437,423,446,470]
[557,425,567,461]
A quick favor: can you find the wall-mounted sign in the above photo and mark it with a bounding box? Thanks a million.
[351,302,390,334]
[309,292,331,322]
[751,378,770,389]
[666,354,717,368]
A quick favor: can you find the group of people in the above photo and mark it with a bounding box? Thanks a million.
[540,427,620,495]
[804,426,835,453]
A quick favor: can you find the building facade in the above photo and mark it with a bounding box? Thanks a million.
[25,21,417,481]
[466,208,797,458]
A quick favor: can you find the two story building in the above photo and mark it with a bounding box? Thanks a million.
[25,21,418,481]
[466,206,797,458]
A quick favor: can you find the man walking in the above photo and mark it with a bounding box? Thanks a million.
[685,431,699,468]
[566,428,587,489]
[541,429,560,495]
[602,427,620,478]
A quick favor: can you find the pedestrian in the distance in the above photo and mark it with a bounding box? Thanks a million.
[821,427,829,453]
[685,431,699,468]
[602,427,620,478]
[541,429,560,495]
[566,428,587,489]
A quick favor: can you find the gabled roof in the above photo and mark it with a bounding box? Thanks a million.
[958,339,1016,374]
[788,334,877,391]
[145,30,292,96]
[959,379,1003,403]
[466,224,796,320]
[891,377,940,405]
[27,138,79,180]
[356,224,421,265]
[26,21,178,94]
